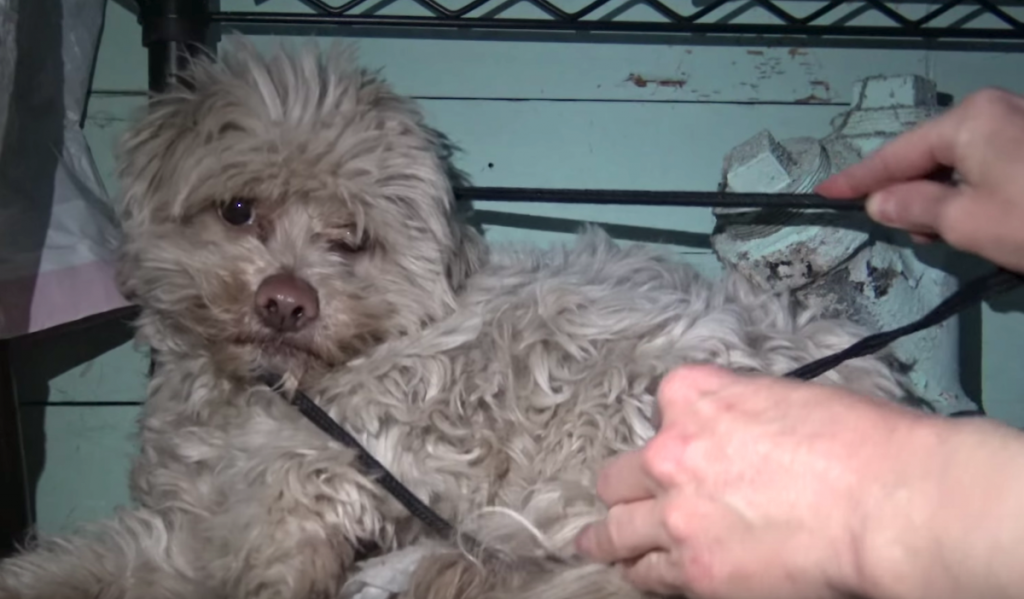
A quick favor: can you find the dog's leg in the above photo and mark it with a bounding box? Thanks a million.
[202,500,356,599]
[196,449,384,599]
[0,507,209,599]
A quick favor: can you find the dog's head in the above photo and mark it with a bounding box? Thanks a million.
[114,38,485,379]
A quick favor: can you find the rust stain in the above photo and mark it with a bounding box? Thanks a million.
[788,47,808,58]
[625,73,687,89]
[746,49,764,55]
[795,93,828,104]
[627,73,650,88]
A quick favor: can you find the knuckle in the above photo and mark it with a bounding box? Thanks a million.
[662,501,690,544]
[960,88,1020,135]
[603,505,629,549]
[963,87,1015,114]
[655,368,691,412]
[641,435,683,486]
[678,546,721,597]
[656,364,732,424]
[934,203,973,248]
[594,467,614,505]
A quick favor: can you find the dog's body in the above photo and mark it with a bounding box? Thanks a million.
[0,39,914,599]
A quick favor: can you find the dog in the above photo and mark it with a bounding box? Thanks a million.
[0,37,918,599]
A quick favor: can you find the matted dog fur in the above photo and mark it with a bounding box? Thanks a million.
[0,37,917,599]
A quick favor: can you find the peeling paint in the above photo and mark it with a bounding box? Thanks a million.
[86,111,125,129]
[625,73,687,89]
[810,80,831,93]
[795,93,828,104]
[864,260,900,298]
[753,56,786,81]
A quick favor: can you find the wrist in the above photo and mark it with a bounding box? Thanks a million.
[845,414,1024,599]
[839,412,952,599]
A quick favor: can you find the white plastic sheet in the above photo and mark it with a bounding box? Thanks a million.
[0,0,128,340]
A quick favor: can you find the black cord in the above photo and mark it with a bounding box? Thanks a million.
[256,372,482,555]
[786,267,1023,386]
[453,187,869,210]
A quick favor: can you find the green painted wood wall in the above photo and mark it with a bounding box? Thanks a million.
[13,0,1024,538]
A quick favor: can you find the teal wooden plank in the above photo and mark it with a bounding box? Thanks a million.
[21,405,139,535]
[983,299,1024,429]
[83,95,845,236]
[931,51,1024,98]
[11,321,147,406]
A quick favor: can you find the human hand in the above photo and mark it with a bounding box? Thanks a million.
[574,364,946,599]
[816,88,1024,273]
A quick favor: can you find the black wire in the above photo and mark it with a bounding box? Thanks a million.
[452,187,869,210]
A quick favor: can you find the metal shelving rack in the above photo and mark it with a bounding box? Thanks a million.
[137,0,1024,92]
[3,0,1024,555]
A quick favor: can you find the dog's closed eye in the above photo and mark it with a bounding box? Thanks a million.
[330,225,368,255]
[219,198,256,227]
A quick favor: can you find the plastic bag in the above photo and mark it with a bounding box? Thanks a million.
[0,0,128,339]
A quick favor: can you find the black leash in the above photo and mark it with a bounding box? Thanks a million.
[257,370,477,553]
[785,266,1024,417]
[257,191,1023,557]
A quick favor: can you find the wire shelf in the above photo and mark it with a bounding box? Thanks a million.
[204,0,1024,41]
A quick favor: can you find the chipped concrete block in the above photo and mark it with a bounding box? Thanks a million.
[723,130,796,193]
[711,73,977,416]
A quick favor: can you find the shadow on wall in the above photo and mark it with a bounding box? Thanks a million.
[468,209,714,248]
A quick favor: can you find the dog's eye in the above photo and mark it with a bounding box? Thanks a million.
[219,198,255,226]
[330,225,367,254]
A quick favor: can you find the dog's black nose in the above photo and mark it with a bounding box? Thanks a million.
[255,273,320,333]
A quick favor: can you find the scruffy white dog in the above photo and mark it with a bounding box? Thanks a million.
[0,37,917,599]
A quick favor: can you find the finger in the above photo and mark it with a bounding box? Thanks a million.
[595,449,660,506]
[619,550,692,596]
[656,364,740,429]
[863,179,964,234]
[866,180,1011,264]
[575,499,672,564]
[910,232,939,244]
[814,111,959,199]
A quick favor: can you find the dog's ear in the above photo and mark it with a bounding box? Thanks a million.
[446,220,487,293]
